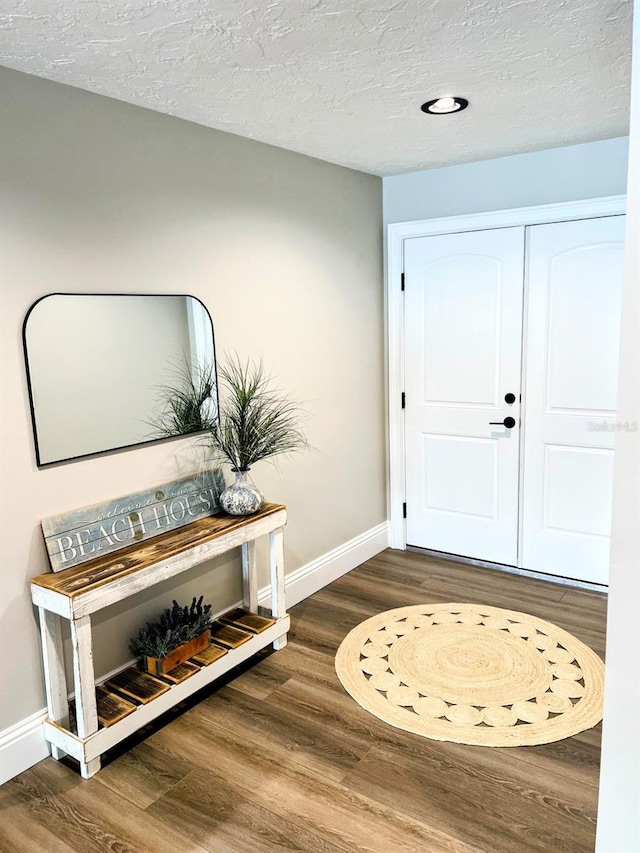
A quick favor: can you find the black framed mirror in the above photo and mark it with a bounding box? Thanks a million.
[23,293,217,467]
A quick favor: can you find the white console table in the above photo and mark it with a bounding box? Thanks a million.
[30,503,288,778]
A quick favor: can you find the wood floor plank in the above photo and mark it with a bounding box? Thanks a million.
[265,676,602,792]
[343,743,597,853]
[0,757,83,807]
[355,550,437,584]
[0,805,77,853]
[4,549,605,853]
[94,740,194,809]
[319,569,453,615]
[0,761,83,852]
[192,682,370,782]
[224,648,292,699]
[286,598,362,656]
[226,664,289,700]
[417,555,569,599]
[62,773,210,852]
[146,715,484,853]
[421,571,571,613]
[267,672,440,756]
[239,641,344,694]
[558,586,609,618]
[147,767,346,853]
[0,759,208,853]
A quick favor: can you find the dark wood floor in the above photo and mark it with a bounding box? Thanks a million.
[0,550,607,853]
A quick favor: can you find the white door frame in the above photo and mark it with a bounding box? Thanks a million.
[387,195,627,551]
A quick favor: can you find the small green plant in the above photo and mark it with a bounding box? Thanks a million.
[210,354,308,471]
[148,353,308,474]
[129,596,213,659]
[147,360,218,438]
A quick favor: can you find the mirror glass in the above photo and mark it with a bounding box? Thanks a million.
[24,294,217,466]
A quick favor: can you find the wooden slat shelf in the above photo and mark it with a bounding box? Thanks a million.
[70,688,138,732]
[160,661,200,684]
[95,686,136,727]
[69,607,270,730]
[191,644,227,666]
[221,608,276,634]
[105,668,170,705]
[209,621,254,649]
[31,505,289,778]
[44,616,290,771]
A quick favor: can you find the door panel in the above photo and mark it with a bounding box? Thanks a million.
[542,445,615,538]
[404,227,525,564]
[422,255,502,405]
[521,216,625,583]
[423,434,499,519]
[545,245,623,413]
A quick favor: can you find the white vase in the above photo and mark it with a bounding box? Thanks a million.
[220,469,264,516]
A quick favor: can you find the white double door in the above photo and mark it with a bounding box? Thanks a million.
[404,216,625,584]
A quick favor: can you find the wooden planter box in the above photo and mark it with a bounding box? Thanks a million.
[140,629,211,676]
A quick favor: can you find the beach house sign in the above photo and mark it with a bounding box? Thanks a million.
[41,469,225,572]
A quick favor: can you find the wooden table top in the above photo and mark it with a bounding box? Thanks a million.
[30,503,286,599]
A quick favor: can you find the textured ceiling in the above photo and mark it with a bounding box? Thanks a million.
[0,0,632,175]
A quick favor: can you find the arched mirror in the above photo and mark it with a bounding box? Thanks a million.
[23,293,217,466]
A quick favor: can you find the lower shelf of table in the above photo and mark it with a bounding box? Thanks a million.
[45,614,289,767]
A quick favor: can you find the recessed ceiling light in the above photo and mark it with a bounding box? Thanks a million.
[421,97,469,115]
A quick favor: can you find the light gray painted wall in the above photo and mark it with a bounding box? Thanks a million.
[383,137,629,225]
[0,67,385,729]
[596,2,640,850]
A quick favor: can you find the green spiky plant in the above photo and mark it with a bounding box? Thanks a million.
[210,355,308,472]
[130,597,213,659]
[147,359,218,438]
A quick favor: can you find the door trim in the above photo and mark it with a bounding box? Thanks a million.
[387,195,627,550]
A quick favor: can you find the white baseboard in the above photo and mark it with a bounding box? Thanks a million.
[0,520,390,785]
[0,709,50,786]
[259,520,391,609]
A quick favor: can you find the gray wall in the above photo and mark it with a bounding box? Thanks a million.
[0,67,385,729]
[383,137,629,225]
[596,2,640,849]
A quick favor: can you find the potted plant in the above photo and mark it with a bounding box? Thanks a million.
[130,596,213,676]
[210,355,308,516]
[148,354,308,516]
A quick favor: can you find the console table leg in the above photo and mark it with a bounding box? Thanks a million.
[70,615,98,739]
[273,634,288,651]
[241,540,258,612]
[38,608,69,760]
[80,757,101,779]
[269,527,287,649]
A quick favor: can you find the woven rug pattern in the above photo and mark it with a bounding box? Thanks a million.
[335,603,605,747]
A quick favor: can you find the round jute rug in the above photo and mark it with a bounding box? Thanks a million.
[335,603,605,747]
